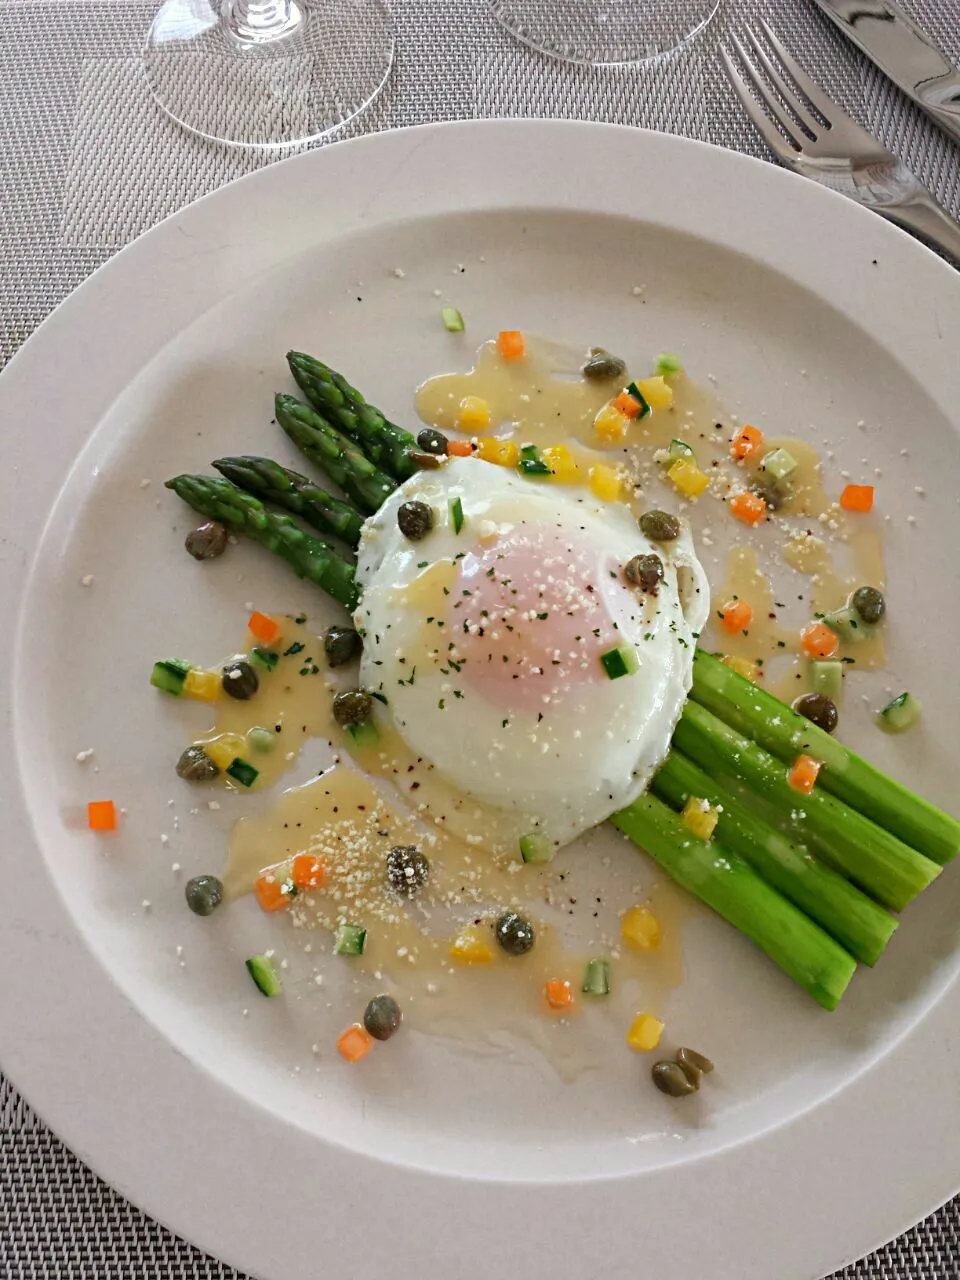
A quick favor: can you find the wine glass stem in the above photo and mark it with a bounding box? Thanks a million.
[223,0,302,43]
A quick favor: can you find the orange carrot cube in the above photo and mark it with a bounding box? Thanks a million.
[840,484,874,513]
[248,611,280,645]
[337,1023,374,1062]
[612,390,643,419]
[730,424,764,460]
[255,867,293,913]
[788,754,822,794]
[87,800,117,832]
[801,621,839,660]
[720,599,754,634]
[446,439,475,457]
[544,979,575,1011]
[729,490,767,526]
[497,330,526,361]
[291,854,325,892]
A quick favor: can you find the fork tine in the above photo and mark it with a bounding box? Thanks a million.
[741,25,822,139]
[727,33,806,152]
[757,17,838,123]
[720,42,799,163]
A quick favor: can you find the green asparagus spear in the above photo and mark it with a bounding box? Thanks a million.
[165,474,358,610]
[652,749,897,965]
[274,395,396,515]
[691,650,960,866]
[287,351,420,482]
[213,456,365,547]
[611,791,856,1010]
[673,700,940,912]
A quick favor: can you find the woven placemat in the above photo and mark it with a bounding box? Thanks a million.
[2,0,959,1275]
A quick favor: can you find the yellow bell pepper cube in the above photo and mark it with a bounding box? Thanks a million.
[183,668,221,702]
[449,926,494,965]
[459,396,491,432]
[636,375,674,410]
[588,464,622,502]
[543,445,580,483]
[667,458,710,499]
[682,796,720,841]
[476,436,519,467]
[626,1012,665,1053]
[593,403,630,444]
[620,905,663,952]
[204,733,247,771]
[721,654,760,683]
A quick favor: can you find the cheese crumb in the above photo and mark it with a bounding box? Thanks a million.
[80,575,94,587]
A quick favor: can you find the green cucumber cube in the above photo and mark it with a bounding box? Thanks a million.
[625,382,651,418]
[519,832,553,864]
[810,660,844,699]
[246,955,281,997]
[346,720,379,748]
[441,307,465,332]
[250,647,279,672]
[600,645,639,680]
[150,658,191,696]
[582,958,611,997]
[655,353,682,376]
[226,757,259,788]
[334,923,367,956]
[762,447,798,483]
[878,692,921,734]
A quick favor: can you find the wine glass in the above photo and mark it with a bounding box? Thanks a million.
[144,0,396,149]
[488,0,719,65]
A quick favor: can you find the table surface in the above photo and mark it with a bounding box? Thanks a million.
[2,1,959,1276]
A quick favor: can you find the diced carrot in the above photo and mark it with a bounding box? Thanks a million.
[497,330,526,361]
[840,484,874,513]
[446,439,475,457]
[255,867,293,913]
[544,979,574,1011]
[337,1023,374,1062]
[730,424,764,460]
[612,390,643,419]
[729,490,767,526]
[801,621,839,659]
[291,854,325,892]
[788,754,821,794]
[720,599,753,634]
[248,610,280,645]
[87,800,116,832]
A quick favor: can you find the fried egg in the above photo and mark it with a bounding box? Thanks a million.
[354,458,709,852]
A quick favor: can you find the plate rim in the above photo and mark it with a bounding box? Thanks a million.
[2,118,959,1280]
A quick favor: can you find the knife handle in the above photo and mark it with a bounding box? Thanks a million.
[882,191,960,266]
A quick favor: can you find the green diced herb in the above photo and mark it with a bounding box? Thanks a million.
[441,307,465,332]
[518,444,551,476]
[334,922,367,956]
[283,641,305,656]
[150,658,191,696]
[450,496,465,534]
[226,757,259,788]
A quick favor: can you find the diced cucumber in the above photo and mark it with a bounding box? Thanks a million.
[810,660,844,699]
[346,720,379,747]
[655,352,682,376]
[246,955,281,997]
[226,757,259,788]
[667,439,695,463]
[441,307,465,332]
[878,692,921,734]
[251,647,279,672]
[151,658,191,696]
[822,605,870,644]
[625,382,651,418]
[582,958,611,997]
[449,496,464,534]
[334,923,367,956]
[600,645,639,680]
[519,832,553,864]
[247,727,276,754]
[761,447,798,483]
[518,444,551,476]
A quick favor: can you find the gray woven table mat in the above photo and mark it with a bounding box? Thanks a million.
[2,0,959,1275]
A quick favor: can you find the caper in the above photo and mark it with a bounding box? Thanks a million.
[749,481,783,512]
[852,586,885,625]
[185,874,224,916]
[625,553,664,595]
[323,624,362,668]
[184,520,227,561]
[221,659,259,700]
[333,688,374,727]
[176,744,220,782]
[582,350,628,382]
[793,692,839,734]
[495,912,536,956]
[652,1060,699,1097]
[386,845,430,897]
[676,1046,715,1082]
[397,500,434,542]
[639,510,681,542]
[363,994,403,1041]
[416,427,449,455]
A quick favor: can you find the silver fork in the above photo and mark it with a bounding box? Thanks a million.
[721,18,960,263]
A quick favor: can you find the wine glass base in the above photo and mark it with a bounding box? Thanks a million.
[144,0,396,149]
[489,0,720,66]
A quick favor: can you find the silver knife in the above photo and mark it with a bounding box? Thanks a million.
[813,0,960,146]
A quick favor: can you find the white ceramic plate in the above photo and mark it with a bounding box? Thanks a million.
[2,121,959,1280]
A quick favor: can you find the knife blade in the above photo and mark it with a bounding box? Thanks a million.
[813,0,960,145]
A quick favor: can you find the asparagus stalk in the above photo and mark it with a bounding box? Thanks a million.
[274,394,397,515]
[611,792,856,1010]
[673,700,940,912]
[165,474,359,610]
[692,650,960,866]
[287,351,420,482]
[213,456,365,547]
[652,750,897,965]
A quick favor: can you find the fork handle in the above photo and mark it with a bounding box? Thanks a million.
[880,191,960,265]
